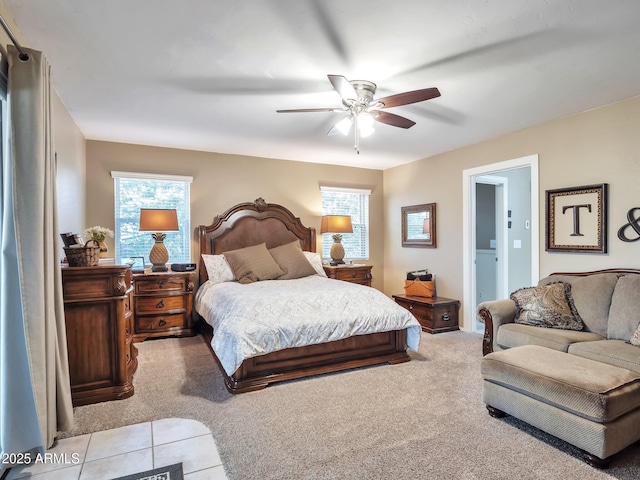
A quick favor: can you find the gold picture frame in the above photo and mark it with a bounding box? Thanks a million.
[546,183,608,253]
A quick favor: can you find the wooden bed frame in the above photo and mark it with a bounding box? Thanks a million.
[197,198,410,393]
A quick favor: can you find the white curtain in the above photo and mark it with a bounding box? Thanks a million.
[0,45,73,458]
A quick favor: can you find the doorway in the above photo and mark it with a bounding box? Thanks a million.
[462,155,539,333]
[474,175,508,311]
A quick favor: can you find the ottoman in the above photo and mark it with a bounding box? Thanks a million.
[481,345,640,468]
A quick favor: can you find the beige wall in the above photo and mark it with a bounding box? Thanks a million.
[85,141,386,289]
[54,93,86,240]
[384,95,640,329]
[0,1,86,253]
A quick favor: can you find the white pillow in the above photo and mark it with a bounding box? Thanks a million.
[201,254,236,284]
[303,251,327,277]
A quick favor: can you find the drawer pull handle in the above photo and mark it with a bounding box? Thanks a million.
[442,313,450,321]
[157,280,166,288]
[409,304,414,310]
[155,300,164,308]
[158,319,166,327]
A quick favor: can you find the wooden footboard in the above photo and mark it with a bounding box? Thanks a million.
[197,318,410,393]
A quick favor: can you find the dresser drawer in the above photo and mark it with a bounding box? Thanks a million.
[339,269,369,282]
[135,295,185,314]
[136,313,187,332]
[135,277,186,294]
[323,265,373,286]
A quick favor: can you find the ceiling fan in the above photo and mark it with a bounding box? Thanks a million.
[277,74,440,153]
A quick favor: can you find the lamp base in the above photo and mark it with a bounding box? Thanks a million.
[329,239,346,267]
[148,234,170,273]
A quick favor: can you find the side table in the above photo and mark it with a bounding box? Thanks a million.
[392,294,460,334]
[132,270,196,342]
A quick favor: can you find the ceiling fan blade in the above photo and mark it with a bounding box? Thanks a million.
[376,87,441,109]
[371,110,416,129]
[327,74,358,103]
[276,108,342,113]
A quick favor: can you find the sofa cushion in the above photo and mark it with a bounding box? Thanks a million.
[481,345,640,423]
[497,323,603,352]
[607,274,640,341]
[538,273,619,337]
[568,340,640,374]
[510,283,583,330]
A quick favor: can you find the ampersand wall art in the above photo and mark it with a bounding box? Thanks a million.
[618,207,640,242]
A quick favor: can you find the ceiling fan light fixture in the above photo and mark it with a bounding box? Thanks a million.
[357,112,375,137]
[335,115,353,136]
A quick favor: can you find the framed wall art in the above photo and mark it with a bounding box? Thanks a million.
[402,203,436,248]
[545,183,608,253]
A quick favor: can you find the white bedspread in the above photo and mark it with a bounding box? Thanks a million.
[195,275,422,376]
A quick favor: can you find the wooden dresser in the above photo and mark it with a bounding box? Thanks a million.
[323,264,373,286]
[392,294,460,334]
[61,265,137,406]
[132,271,196,342]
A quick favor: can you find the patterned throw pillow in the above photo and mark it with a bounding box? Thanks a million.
[510,282,584,330]
[303,251,327,277]
[201,254,236,284]
[631,323,640,347]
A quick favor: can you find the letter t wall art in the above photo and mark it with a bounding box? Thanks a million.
[546,184,608,253]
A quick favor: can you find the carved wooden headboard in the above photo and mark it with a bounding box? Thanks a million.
[198,198,316,284]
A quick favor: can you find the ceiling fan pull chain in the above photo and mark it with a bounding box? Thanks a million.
[354,115,360,154]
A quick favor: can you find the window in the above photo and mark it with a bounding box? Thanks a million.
[112,171,192,264]
[320,186,370,260]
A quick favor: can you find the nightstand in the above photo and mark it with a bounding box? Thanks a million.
[392,294,460,334]
[132,270,196,342]
[323,264,373,286]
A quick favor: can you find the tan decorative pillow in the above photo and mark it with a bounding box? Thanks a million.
[510,282,584,330]
[269,241,317,280]
[223,243,284,284]
[631,323,640,347]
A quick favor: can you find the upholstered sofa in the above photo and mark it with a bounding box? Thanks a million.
[477,269,640,467]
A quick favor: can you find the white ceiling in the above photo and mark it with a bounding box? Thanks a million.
[4,1,640,170]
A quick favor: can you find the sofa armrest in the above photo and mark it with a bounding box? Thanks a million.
[477,299,517,356]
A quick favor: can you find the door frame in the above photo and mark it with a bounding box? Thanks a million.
[462,154,539,333]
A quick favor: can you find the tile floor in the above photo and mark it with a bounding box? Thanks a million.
[5,418,227,480]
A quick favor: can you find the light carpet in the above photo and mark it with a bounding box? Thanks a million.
[60,332,640,479]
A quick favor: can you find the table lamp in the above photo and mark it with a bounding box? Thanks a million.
[139,208,179,272]
[320,215,353,265]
